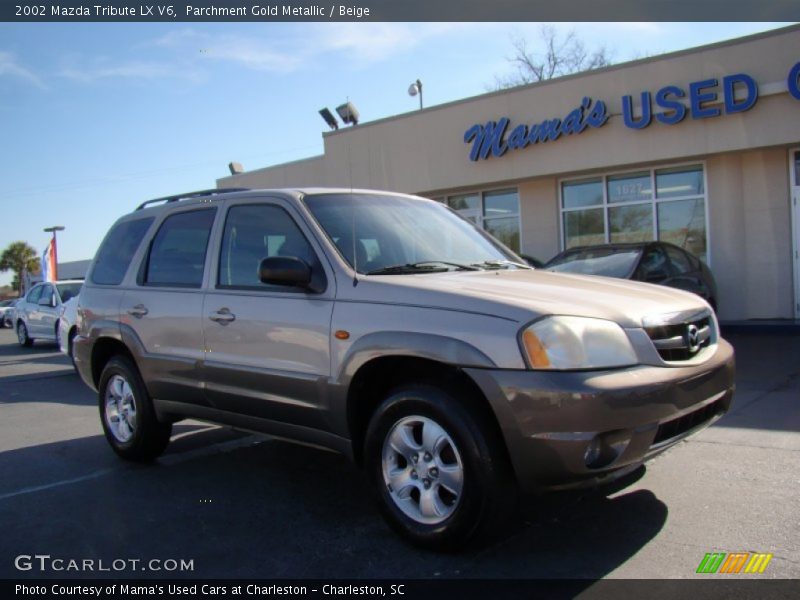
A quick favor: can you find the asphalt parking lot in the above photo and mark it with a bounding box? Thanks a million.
[0,327,797,582]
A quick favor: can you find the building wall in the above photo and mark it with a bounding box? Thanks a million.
[219,26,800,195]
[518,177,558,262]
[218,26,800,322]
[707,149,794,320]
[497,149,795,321]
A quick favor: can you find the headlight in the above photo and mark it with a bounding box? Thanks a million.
[520,316,637,370]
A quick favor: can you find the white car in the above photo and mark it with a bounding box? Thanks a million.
[14,280,83,347]
[58,295,80,367]
[0,299,18,328]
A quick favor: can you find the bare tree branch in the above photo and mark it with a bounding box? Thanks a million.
[492,26,613,90]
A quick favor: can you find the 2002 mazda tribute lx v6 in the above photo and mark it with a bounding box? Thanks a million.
[73,188,735,549]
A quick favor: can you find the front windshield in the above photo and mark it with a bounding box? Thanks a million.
[546,248,642,278]
[56,282,82,303]
[304,193,520,274]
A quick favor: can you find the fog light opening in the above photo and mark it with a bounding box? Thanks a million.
[584,437,602,468]
[584,431,632,470]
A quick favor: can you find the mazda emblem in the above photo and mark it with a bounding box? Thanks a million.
[686,324,700,354]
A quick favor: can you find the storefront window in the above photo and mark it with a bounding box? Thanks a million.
[484,189,518,216]
[446,189,521,252]
[484,216,520,252]
[794,151,800,185]
[609,204,653,243]
[562,179,602,209]
[561,163,708,262]
[448,194,480,211]
[607,172,651,203]
[564,208,605,248]
[655,165,704,199]
[657,198,707,260]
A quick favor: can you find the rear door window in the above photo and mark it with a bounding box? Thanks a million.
[56,282,83,303]
[91,217,154,285]
[144,209,216,287]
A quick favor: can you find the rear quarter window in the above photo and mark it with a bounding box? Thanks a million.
[90,217,154,285]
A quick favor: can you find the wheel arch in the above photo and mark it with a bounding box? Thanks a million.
[345,354,511,469]
[90,337,137,388]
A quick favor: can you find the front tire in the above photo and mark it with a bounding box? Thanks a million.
[98,356,172,462]
[364,383,516,550]
[17,322,33,347]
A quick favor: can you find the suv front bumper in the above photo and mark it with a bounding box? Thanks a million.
[465,339,735,494]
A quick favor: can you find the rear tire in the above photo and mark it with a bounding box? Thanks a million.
[98,356,172,462]
[17,322,33,347]
[364,383,516,550]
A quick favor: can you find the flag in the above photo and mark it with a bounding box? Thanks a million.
[42,239,57,282]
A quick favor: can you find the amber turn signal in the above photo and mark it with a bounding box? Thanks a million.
[334,330,350,340]
[522,329,550,368]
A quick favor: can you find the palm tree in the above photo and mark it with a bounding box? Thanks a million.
[0,241,40,296]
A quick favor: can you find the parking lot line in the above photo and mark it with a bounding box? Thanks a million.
[0,467,117,501]
[0,433,269,503]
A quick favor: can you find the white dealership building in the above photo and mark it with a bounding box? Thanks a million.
[219,25,800,323]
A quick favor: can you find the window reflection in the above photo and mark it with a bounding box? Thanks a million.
[656,166,704,199]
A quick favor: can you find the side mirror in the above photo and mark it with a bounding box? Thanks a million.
[259,256,312,288]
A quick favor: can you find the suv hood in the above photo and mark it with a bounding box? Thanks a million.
[345,269,710,328]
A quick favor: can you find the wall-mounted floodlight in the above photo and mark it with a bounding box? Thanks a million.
[228,162,244,175]
[319,107,339,130]
[408,79,423,110]
[336,102,360,126]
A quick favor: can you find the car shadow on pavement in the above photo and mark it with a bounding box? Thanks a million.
[0,339,60,356]
[0,353,73,372]
[0,370,92,403]
[0,428,667,583]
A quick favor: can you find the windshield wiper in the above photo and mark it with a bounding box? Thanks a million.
[471,259,532,270]
[366,261,481,275]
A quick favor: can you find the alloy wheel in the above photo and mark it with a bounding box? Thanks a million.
[381,415,464,525]
[104,374,137,443]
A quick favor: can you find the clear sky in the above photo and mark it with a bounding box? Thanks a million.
[0,21,793,286]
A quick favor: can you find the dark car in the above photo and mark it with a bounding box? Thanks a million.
[545,242,718,310]
[520,254,544,268]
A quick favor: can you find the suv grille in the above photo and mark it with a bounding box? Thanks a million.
[652,397,727,445]
[645,314,713,362]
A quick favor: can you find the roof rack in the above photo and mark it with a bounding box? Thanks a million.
[135,188,249,211]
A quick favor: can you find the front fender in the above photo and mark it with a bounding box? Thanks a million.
[325,331,498,440]
[335,330,497,387]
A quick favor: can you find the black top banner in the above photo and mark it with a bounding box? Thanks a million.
[2,0,800,22]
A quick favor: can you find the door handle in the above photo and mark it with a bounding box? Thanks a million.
[209,309,236,324]
[127,304,149,318]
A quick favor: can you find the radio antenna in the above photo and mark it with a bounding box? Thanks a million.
[346,130,358,286]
